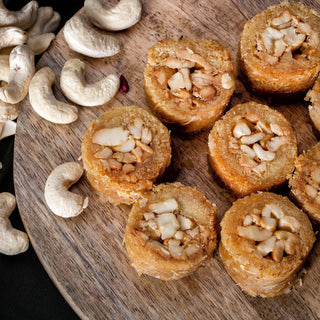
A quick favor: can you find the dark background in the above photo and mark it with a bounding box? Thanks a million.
[0,1,83,319]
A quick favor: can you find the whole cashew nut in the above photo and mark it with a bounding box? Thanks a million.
[84,0,142,31]
[0,192,29,255]
[0,44,35,104]
[28,33,55,55]
[60,58,120,107]
[0,55,10,82]
[0,0,38,29]
[63,14,121,58]
[29,67,78,124]
[0,101,20,121]
[0,26,28,50]
[44,162,89,218]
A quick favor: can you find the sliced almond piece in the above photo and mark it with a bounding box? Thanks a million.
[92,127,129,146]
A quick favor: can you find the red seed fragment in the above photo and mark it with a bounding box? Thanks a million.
[120,75,129,93]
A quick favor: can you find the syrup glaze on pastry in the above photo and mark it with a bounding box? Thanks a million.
[220,192,315,297]
[208,101,297,197]
[81,106,171,205]
[124,182,218,280]
[144,38,235,133]
[240,1,320,95]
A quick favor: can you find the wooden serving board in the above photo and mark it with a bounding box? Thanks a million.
[13,0,320,319]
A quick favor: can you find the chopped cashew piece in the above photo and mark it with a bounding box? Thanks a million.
[0,45,35,104]
[84,0,142,31]
[92,127,129,146]
[149,198,179,214]
[60,59,120,107]
[0,26,28,51]
[63,14,121,58]
[0,0,38,29]
[0,192,29,255]
[0,120,16,141]
[29,67,78,124]
[44,162,89,218]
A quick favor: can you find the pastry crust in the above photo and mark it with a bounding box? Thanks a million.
[208,101,297,197]
[239,1,320,95]
[289,142,320,223]
[124,182,218,280]
[81,106,171,205]
[144,38,235,133]
[305,77,320,131]
[220,192,315,297]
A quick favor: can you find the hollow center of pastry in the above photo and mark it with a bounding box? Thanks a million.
[136,198,206,260]
[91,117,154,174]
[153,47,233,109]
[237,203,301,262]
[257,10,314,64]
[230,113,292,174]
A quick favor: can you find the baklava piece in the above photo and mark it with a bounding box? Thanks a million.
[144,38,235,134]
[81,106,171,205]
[124,183,218,280]
[239,1,320,95]
[289,142,320,223]
[220,192,315,297]
[305,77,320,132]
[208,101,297,197]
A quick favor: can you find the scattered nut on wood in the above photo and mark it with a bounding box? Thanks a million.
[84,0,142,31]
[0,119,16,141]
[44,162,89,218]
[0,0,38,29]
[29,67,78,124]
[63,14,121,58]
[60,58,120,107]
[0,192,29,255]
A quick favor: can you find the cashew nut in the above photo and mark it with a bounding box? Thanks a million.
[60,58,120,107]
[0,100,20,121]
[0,192,29,255]
[63,14,121,58]
[84,0,142,31]
[0,44,35,104]
[44,162,89,218]
[28,6,61,36]
[0,120,16,140]
[28,33,55,55]
[0,0,38,29]
[29,67,78,124]
[0,26,28,50]
[0,55,10,82]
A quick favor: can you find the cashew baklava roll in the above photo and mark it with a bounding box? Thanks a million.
[305,77,320,132]
[144,38,235,134]
[220,192,315,297]
[289,142,320,223]
[239,1,320,95]
[124,182,218,280]
[81,106,171,205]
[208,101,297,197]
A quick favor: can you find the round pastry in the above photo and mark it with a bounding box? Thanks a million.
[208,101,297,197]
[144,38,235,134]
[220,192,315,297]
[239,1,320,95]
[289,142,320,223]
[81,106,171,205]
[124,182,218,280]
[305,77,320,132]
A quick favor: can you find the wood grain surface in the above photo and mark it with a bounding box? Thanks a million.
[13,0,320,319]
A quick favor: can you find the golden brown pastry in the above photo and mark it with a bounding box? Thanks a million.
[305,77,320,131]
[289,142,320,223]
[239,1,320,95]
[220,192,315,297]
[208,101,297,197]
[124,182,218,280]
[81,106,171,205]
[144,38,235,133]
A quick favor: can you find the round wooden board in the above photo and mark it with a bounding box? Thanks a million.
[13,0,320,319]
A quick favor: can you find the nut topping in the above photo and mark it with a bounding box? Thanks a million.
[237,203,301,261]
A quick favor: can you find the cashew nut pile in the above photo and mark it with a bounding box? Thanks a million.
[0,192,29,255]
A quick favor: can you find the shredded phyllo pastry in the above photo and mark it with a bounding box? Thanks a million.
[124,183,217,280]
[144,38,235,133]
[220,192,315,297]
[239,1,320,94]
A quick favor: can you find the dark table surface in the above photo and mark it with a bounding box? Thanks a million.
[0,1,83,319]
